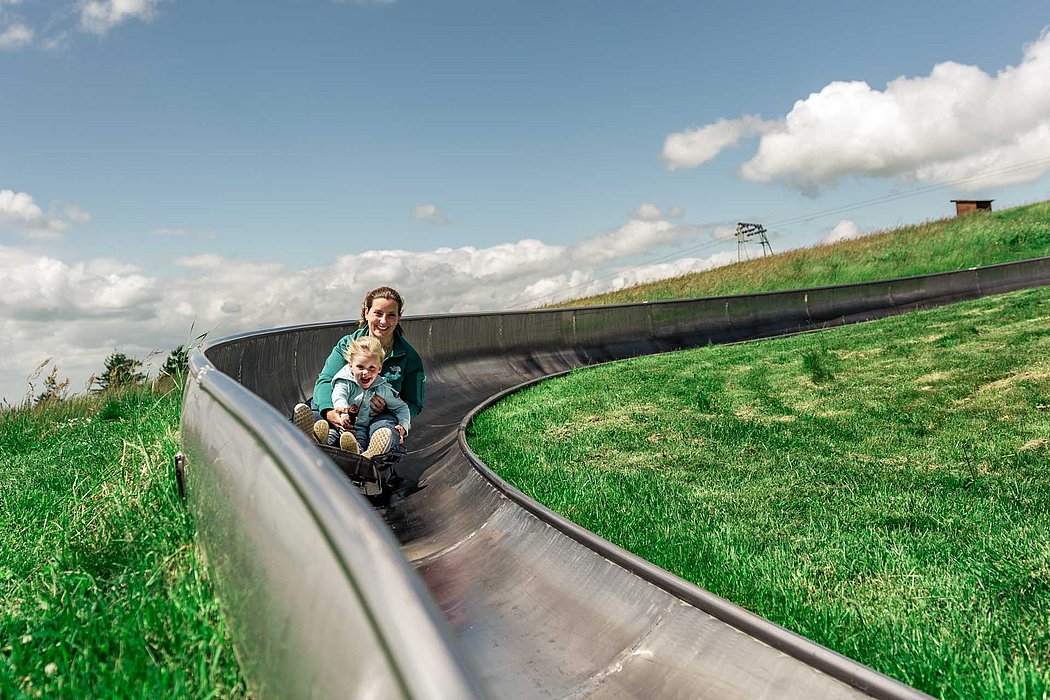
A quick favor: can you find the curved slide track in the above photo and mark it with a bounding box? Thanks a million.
[179,258,1049,699]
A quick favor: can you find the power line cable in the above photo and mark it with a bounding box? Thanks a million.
[506,232,728,311]
[514,155,1050,309]
[767,156,1050,228]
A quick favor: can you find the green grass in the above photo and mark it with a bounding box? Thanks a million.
[558,200,1050,306]
[468,285,1050,699]
[0,386,247,698]
[3,200,1048,697]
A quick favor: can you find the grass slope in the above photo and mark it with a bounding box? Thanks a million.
[0,386,247,698]
[3,201,1047,697]
[469,286,1050,699]
[559,200,1050,307]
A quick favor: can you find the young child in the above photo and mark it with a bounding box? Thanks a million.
[313,335,411,459]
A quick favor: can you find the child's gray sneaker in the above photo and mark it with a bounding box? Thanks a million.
[362,427,394,459]
[293,403,314,436]
[313,419,330,445]
[339,432,361,454]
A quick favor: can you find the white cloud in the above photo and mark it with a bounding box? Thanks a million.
[64,204,91,222]
[0,248,158,321]
[0,208,729,405]
[79,0,158,35]
[667,29,1050,193]
[0,22,31,49]
[630,203,685,222]
[911,122,1050,191]
[518,252,737,309]
[0,0,159,49]
[663,116,775,170]
[571,219,699,264]
[823,219,864,244]
[608,252,737,291]
[0,190,44,226]
[632,202,662,221]
[711,225,736,241]
[0,190,75,239]
[40,30,70,51]
[411,204,450,225]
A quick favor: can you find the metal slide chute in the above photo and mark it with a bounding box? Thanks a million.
[180,258,1049,698]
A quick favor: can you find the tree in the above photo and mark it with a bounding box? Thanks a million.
[93,351,146,392]
[160,345,189,378]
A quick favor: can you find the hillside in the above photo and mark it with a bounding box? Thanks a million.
[473,285,1050,698]
[557,200,1050,307]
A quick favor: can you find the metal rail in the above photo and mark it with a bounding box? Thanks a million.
[180,258,1050,698]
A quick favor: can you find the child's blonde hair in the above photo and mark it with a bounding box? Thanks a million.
[343,335,385,364]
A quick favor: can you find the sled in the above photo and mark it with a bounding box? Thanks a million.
[318,444,401,501]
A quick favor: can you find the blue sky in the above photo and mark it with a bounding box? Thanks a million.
[2,0,1049,404]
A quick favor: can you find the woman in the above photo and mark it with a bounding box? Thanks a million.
[294,286,425,454]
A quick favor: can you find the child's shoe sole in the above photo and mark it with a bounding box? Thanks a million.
[339,432,361,454]
[361,427,393,459]
[313,419,330,445]
[293,403,314,436]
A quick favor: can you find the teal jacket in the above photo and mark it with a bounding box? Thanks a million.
[312,326,425,417]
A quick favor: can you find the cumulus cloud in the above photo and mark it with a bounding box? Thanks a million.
[79,0,158,35]
[0,209,731,404]
[0,21,31,49]
[0,190,46,228]
[663,116,776,170]
[667,29,1050,193]
[632,202,662,221]
[518,252,737,309]
[630,202,686,222]
[823,219,864,244]
[0,190,80,239]
[572,218,699,264]
[0,248,158,322]
[412,204,450,225]
[0,0,158,47]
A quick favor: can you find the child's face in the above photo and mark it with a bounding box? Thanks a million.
[350,352,383,389]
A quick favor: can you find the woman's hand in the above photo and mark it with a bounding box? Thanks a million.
[370,394,387,414]
[395,424,407,440]
[325,408,351,429]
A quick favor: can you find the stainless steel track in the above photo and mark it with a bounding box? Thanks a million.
[180,259,1049,698]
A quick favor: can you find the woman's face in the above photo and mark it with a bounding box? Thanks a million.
[366,297,400,342]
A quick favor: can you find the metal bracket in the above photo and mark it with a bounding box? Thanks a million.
[173,452,187,500]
